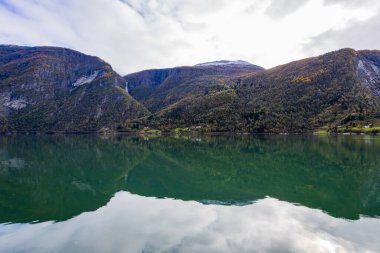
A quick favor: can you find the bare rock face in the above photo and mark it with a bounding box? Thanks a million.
[356,51,380,97]
[0,45,149,133]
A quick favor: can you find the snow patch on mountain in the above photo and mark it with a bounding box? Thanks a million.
[196,60,253,67]
[3,97,28,110]
[72,71,99,87]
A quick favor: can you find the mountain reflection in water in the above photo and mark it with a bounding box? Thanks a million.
[1,135,379,222]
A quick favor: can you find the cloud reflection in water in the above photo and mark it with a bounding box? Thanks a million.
[0,191,379,253]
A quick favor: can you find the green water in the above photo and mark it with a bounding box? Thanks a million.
[0,135,379,252]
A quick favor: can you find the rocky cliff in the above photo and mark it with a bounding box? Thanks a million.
[0,45,149,133]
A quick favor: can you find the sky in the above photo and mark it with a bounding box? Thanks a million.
[0,0,379,75]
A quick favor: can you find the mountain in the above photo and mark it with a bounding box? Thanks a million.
[124,61,264,113]
[233,49,380,132]
[0,45,149,133]
[1,46,379,133]
[137,49,380,132]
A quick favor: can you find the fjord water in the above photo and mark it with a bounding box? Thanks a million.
[0,135,379,252]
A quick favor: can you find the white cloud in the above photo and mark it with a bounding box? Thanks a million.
[0,0,379,75]
[304,8,380,55]
[265,0,310,19]
[323,0,378,7]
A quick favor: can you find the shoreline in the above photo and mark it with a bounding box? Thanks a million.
[0,130,379,136]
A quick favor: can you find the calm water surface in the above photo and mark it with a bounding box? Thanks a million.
[0,135,379,252]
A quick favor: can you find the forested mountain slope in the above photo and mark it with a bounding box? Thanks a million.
[0,45,149,133]
[1,45,379,133]
[140,49,380,132]
[124,60,264,113]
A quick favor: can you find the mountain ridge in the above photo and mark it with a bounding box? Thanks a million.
[133,48,380,132]
[0,45,379,133]
[124,61,265,113]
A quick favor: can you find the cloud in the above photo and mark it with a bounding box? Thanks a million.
[0,0,190,74]
[0,0,379,75]
[265,0,310,19]
[323,0,377,7]
[303,11,380,55]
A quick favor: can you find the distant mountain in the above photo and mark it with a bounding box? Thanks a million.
[0,45,149,133]
[195,60,256,67]
[137,49,380,132]
[124,61,264,113]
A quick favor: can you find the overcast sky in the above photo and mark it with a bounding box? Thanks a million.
[0,0,379,75]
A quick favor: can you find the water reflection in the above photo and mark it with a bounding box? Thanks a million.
[1,192,379,253]
[0,135,379,223]
[3,135,380,222]
[0,136,149,222]
[126,136,380,219]
[0,135,380,252]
